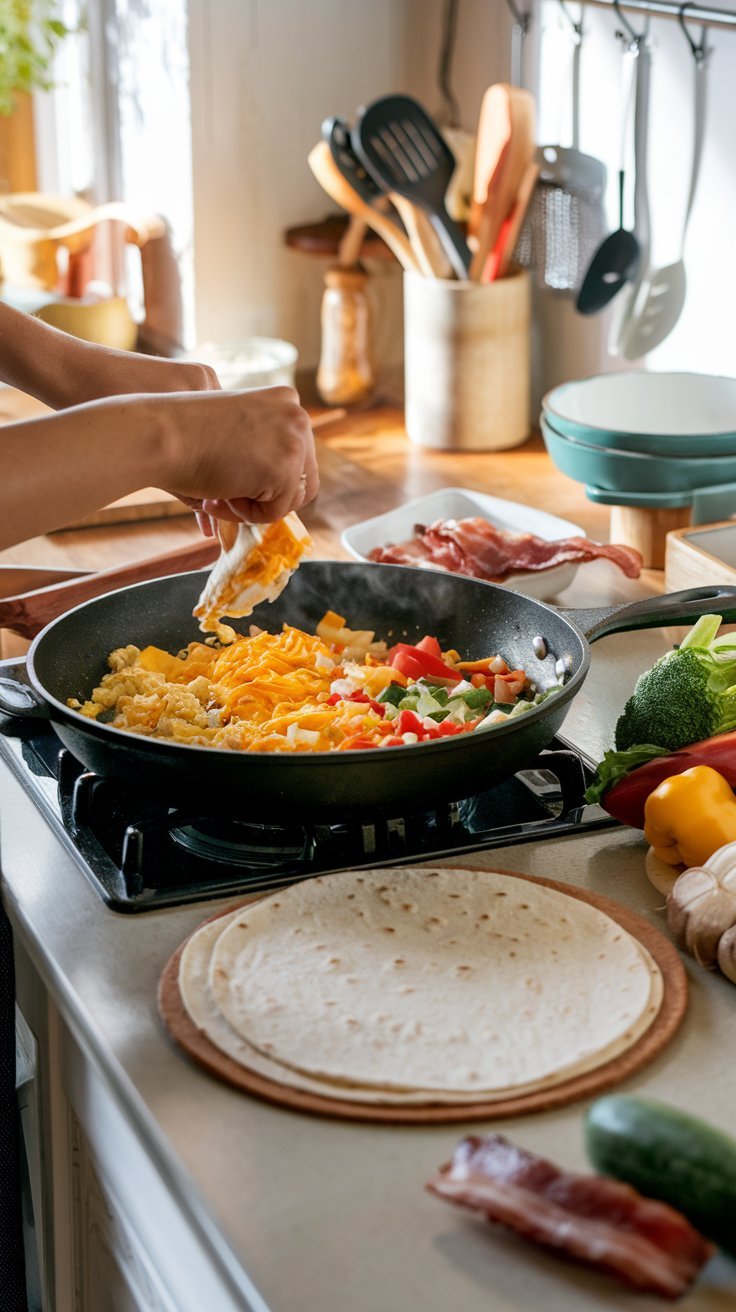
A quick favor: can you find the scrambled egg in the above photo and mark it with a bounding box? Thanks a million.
[70,626,347,752]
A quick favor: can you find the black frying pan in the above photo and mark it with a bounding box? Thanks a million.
[1,562,735,823]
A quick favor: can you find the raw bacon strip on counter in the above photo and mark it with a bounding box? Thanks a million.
[426,1134,713,1300]
[368,518,642,580]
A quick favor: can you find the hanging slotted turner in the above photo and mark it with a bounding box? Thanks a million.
[352,95,472,279]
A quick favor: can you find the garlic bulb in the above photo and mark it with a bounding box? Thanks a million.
[667,840,736,971]
[717,923,736,985]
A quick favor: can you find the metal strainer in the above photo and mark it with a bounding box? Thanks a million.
[516,2,607,294]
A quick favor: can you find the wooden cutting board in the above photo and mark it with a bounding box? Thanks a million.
[52,487,192,531]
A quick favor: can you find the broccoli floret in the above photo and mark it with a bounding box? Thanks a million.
[614,614,736,753]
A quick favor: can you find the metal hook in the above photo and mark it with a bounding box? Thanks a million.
[438,0,460,126]
[557,0,583,44]
[612,0,643,48]
[505,0,532,35]
[678,3,709,63]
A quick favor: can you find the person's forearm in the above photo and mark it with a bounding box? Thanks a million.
[0,302,216,409]
[0,396,171,548]
[0,385,317,550]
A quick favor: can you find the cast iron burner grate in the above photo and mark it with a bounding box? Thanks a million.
[0,713,618,912]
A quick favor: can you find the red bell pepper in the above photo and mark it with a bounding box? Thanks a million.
[389,641,461,685]
[415,635,443,659]
[327,690,384,716]
[602,731,736,829]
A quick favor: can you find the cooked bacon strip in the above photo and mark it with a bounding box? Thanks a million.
[369,518,642,581]
[426,1135,713,1300]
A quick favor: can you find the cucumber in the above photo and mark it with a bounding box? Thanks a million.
[585,1094,736,1256]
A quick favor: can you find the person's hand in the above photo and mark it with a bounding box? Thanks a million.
[160,385,319,528]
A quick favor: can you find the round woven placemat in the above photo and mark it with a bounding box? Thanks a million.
[158,867,687,1124]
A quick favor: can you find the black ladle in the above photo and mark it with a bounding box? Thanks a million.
[576,168,640,315]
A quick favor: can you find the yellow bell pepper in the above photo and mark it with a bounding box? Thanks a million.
[643,765,736,868]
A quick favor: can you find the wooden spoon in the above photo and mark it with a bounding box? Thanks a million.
[0,539,219,640]
[308,141,420,272]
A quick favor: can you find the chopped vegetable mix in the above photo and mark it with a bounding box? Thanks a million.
[70,610,562,753]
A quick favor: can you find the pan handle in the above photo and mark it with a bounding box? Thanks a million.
[0,674,52,726]
[559,585,736,644]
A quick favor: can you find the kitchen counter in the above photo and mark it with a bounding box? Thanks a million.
[2,392,735,1309]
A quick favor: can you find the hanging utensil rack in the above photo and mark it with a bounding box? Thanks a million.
[520,0,736,34]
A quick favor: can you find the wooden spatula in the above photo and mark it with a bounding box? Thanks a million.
[351,95,471,279]
[308,141,419,272]
[468,85,536,281]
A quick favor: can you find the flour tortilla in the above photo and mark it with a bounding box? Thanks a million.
[179,905,661,1107]
[203,868,662,1098]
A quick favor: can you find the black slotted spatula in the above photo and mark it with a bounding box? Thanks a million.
[352,94,471,279]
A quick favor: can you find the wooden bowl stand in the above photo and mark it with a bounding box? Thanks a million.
[610,505,692,571]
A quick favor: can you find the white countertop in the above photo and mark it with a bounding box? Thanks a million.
[2,617,736,1311]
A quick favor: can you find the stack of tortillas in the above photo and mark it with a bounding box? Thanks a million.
[167,866,666,1110]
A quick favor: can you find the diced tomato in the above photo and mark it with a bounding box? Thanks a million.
[326,692,342,705]
[389,643,461,685]
[493,677,517,705]
[380,735,405,747]
[435,720,466,737]
[347,690,371,703]
[396,709,426,737]
[492,670,527,702]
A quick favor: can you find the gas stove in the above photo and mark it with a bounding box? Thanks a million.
[0,654,617,912]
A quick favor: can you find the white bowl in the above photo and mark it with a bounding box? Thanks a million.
[191,337,298,390]
[543,371,736,456]
[341,487,585,601]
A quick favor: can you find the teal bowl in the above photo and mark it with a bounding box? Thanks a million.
[540,415,736,495]
[542,371,736,457]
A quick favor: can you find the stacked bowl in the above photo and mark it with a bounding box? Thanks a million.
[540,372,736,523]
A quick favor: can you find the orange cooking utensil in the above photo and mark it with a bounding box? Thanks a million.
[481,159,540,283]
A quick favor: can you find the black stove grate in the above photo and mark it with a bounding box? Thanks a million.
[0,712,617,912]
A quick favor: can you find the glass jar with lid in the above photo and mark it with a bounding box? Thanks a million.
[317,264,374,406]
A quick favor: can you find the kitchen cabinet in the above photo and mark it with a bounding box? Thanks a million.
[14,934,246,1311]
